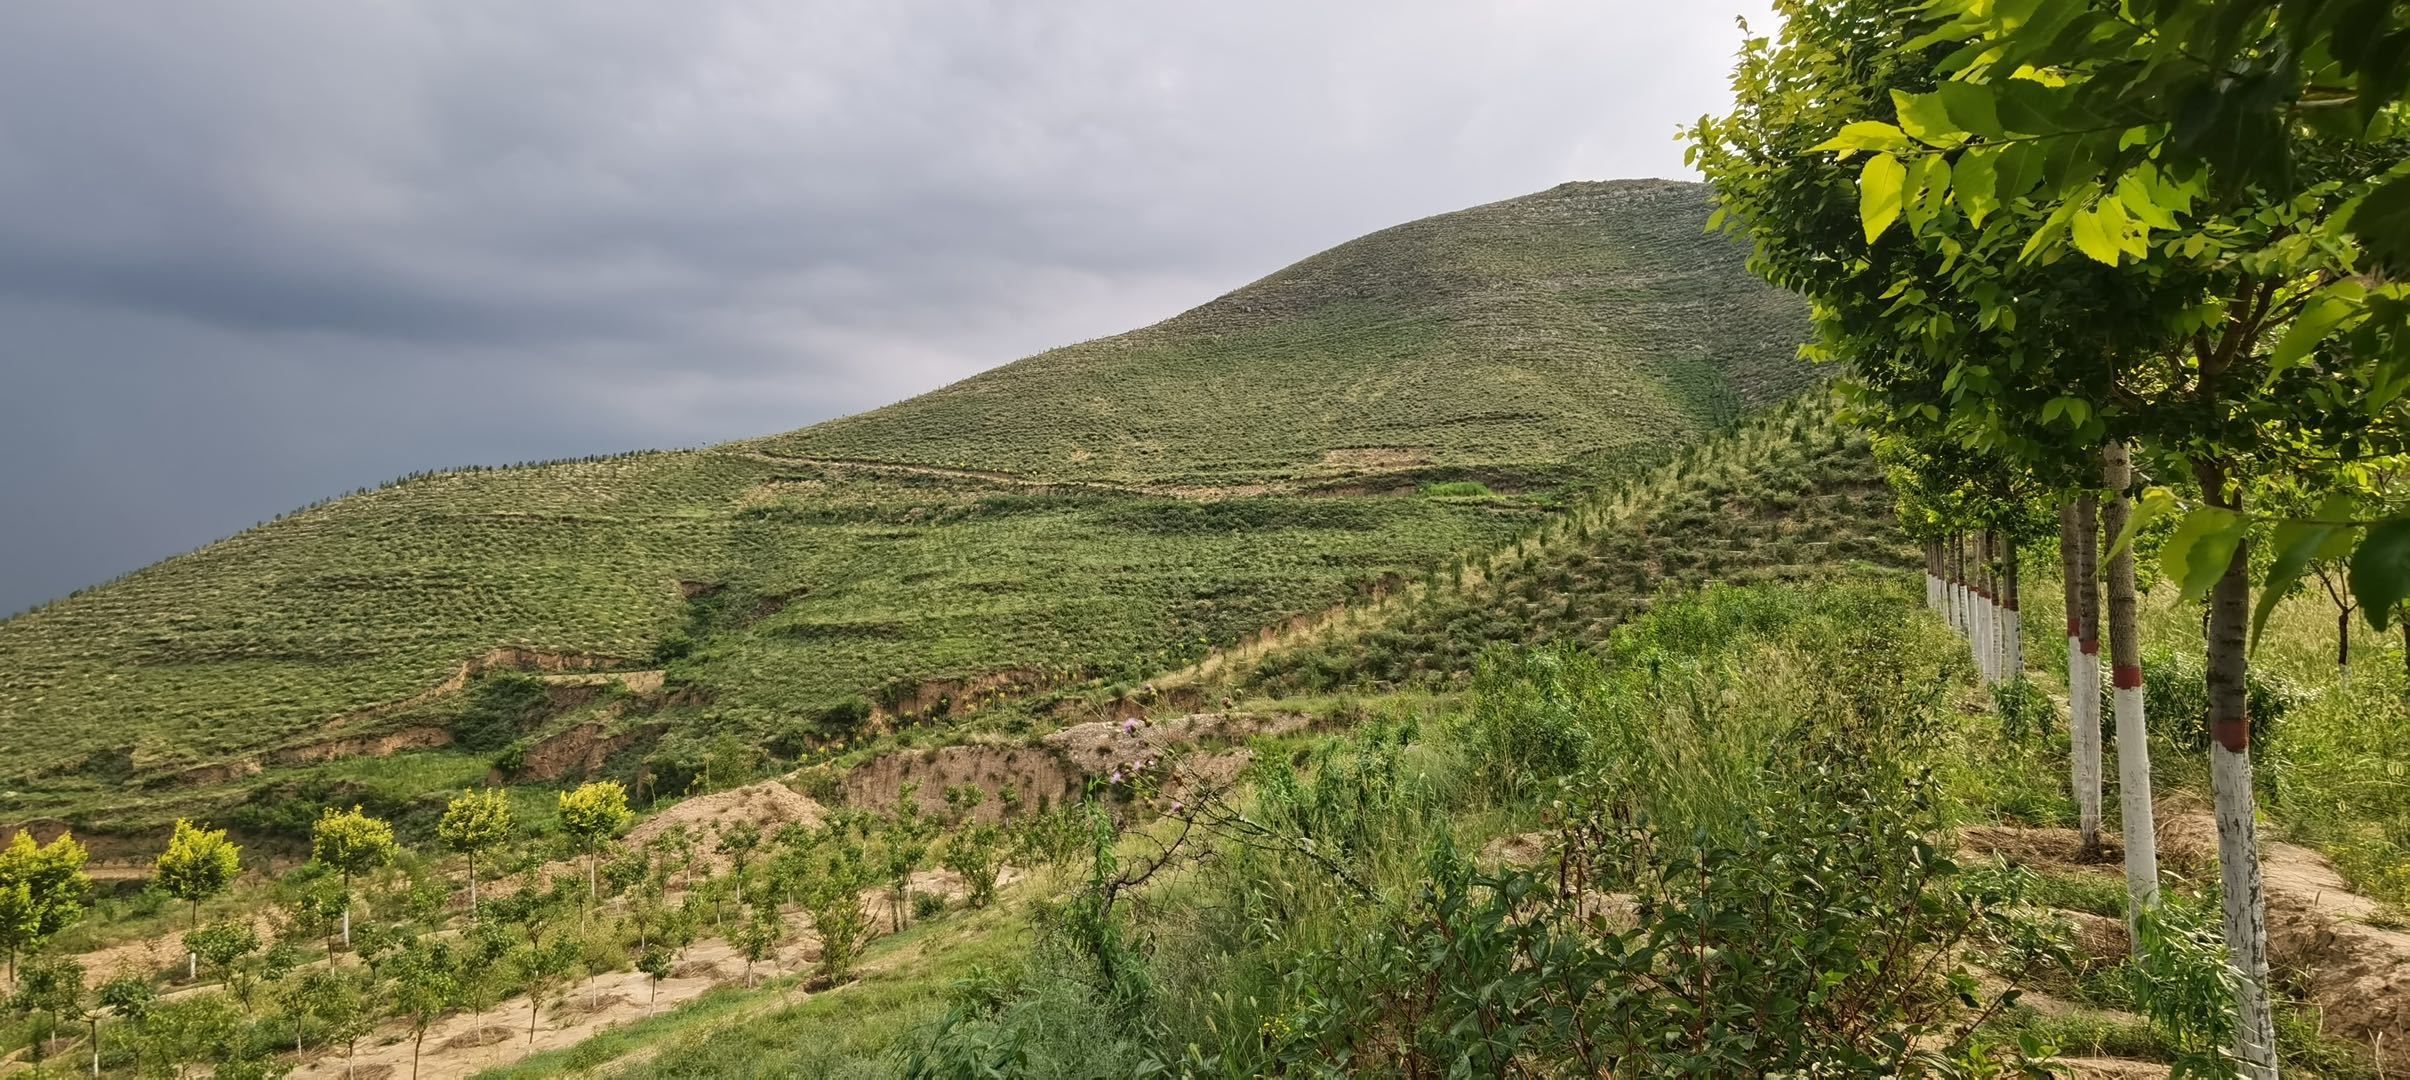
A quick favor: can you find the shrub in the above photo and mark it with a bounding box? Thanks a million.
[1992,677,2058,744]
[1418,480,1495,498]
[2139,646,2303,752]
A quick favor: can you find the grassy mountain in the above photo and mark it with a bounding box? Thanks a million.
[752,179,1812,486]
[0,178,1813,840]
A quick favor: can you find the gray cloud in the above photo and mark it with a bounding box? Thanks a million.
[0,0,1773,613]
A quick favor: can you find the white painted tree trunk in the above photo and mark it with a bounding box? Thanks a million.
[2213,741,2276,1077]
[2004,598,2022,678]
[2073,497,2103,852]
[2200,509,2276,1078]
[2073,641,2102,847]
[2102,441,2158,938]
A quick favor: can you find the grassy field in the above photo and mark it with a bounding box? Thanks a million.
[0,178,1806,843]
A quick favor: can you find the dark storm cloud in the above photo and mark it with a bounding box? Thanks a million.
[0,0,1774,613]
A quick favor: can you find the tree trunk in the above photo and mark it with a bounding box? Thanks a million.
[90,1018,100,1078]
[2074,495,2104,854]
[2199,465,2277,1079]
[469,858,479,918]
[2060,503,2103,854]
[413,1030,425,1080]
[1957,532,1973,640]
[2337,607,2351,681]
[1976,531,1996,683]
[2102,442,2158,939]
[2004,538,2023,677]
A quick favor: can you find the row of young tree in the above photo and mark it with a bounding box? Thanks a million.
[1691,1,2409,1075]
[4,779,1040,1077]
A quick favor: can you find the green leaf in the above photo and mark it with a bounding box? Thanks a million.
[2116,170,2180,229]
[2106,487,2178,561]
[2349,172,2410,276]
[2069,198,2123,265]
[1954,148,2000,226]
[2252,496,2357,649]
[1891,90,1966,148]
[1861,153,1907,244]
[1810,121,1913,156]
[2160,506,2248,603]
[2270,295,2357,376]
[2351,517,2410,631]
[1937,82,2005,139]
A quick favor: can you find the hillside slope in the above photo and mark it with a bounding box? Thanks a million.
[751,180,1811,485]
[0,178,1809,839]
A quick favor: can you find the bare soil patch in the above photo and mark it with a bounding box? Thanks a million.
[625,780,827,861]
[1965,816,2410,1075]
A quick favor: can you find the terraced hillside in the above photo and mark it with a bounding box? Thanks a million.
[752,180,1812,486]
[1240,397,1912,693]
[0,178,1810,841]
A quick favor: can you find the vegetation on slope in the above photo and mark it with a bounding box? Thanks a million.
[1247,395,1911,692]
[0,179,1805,843]
[750,180,1814,486]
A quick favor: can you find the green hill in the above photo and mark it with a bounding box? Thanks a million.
[752,179,1812,486]
[0,178,1812,841]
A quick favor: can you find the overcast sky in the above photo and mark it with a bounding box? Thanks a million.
[0,1,1772,614]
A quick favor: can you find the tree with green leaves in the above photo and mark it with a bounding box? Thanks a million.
[389,937,460,1080]
[877,785,935,931]
[311,806,396,950]
[94,972,154,1077]
[788,830,877,983]
[636,946,673,1018]
[438,788,512,918]
[714,820,763,881]
[938,787,1008,909]
[152,819,240,981]
[513,926,579,1047]
[6,956,81,1076]
[183,921,260,1012]
[556,780,633,910]
[0,831,89,989]
[1696,3,2409,1069]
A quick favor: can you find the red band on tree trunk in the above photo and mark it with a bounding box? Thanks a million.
[2112,664,2143,689]
[2004,598,2018,611]
[2066,618,2081,636]
[2079,638,2100,656]
[2213,717,2250,752]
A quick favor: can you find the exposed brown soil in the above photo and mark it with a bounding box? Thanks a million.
[838,712,1320,820]
[1956,825,2123,875]
[841,743,1082,820]
[267,725,453,767]
[512,720,665,782]
[623,780,828,867]
[872,669,1049,725]
[437,1025,519,1052]
[1964,816,2410,1075]
[2058,1057,2172,1078]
